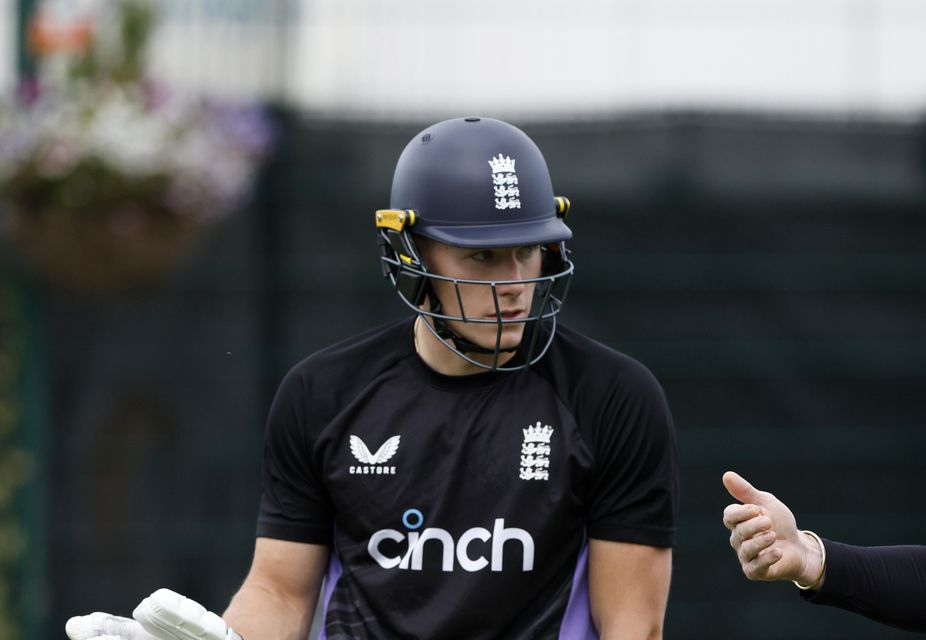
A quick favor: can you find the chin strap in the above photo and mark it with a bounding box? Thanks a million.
[432,317,517,355]
[424,292,518,356]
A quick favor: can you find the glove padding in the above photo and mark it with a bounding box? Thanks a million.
[66,589,242,640]
[65,611,156,640]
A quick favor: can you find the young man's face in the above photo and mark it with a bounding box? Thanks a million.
[417,238,543,353]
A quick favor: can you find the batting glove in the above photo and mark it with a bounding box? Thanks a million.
[66,588,242,640]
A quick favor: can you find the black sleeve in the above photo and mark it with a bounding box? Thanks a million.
[255,365,334,545]
[800,540,926,632]
[584,361,678,548]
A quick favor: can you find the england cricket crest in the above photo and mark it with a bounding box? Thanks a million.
[519,421,553,481]
[489,154,521,211]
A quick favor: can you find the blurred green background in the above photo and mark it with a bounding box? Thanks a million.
[2,2,926,639]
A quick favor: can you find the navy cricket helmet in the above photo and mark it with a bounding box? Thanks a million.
[375,117,574,371]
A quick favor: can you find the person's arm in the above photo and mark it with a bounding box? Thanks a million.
[588,539,672,640]
[223,537,329,640]
[799,541,926,632]
[722,470,926,632]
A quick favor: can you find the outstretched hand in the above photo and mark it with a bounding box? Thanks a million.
[722,471,824,586]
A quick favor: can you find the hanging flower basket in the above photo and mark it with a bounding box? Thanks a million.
[6,204,202,294]
[0,0,273,294]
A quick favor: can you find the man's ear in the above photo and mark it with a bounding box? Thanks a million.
[541,243,564,277]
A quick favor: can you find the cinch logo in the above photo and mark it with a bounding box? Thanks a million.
[367,509,535,573]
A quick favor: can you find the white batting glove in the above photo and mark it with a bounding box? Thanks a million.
[65,611,156,640]
[66,589,242,640]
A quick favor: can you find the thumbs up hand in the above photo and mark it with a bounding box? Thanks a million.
[722,471,825,587]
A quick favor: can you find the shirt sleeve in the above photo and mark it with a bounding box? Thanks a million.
[799,540,926,632]
[256,365,334,545]
[584,361,679,547]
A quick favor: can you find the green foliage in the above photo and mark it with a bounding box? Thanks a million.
[69,0,157,87]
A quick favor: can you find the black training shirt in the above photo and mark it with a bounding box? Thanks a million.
[257,317,678,639]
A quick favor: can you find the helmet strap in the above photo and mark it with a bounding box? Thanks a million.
[424,294,515,356]
[433,318,517,356]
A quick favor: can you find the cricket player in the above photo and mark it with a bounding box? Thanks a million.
[67,117,678,639]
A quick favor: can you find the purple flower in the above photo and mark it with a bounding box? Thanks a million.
[16,77,42,106]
